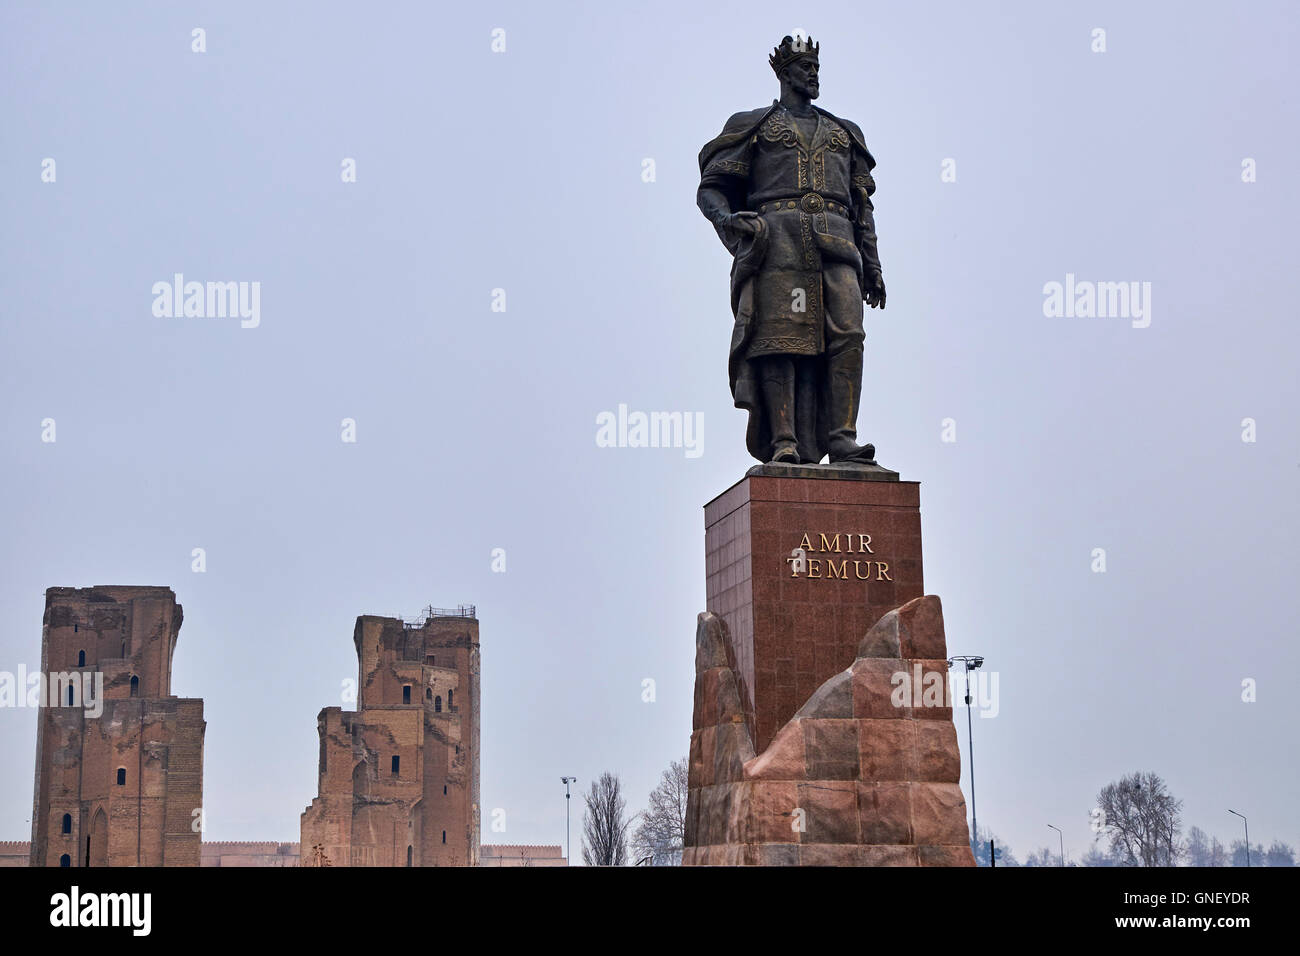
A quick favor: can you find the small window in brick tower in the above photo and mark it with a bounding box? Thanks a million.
[435,696,442,713]
[391,755,400,775]
[116,768,126,786]
[425,687,432,700]
[129,675,139,697]
[443,785,447,795]
[62,813,72,834]
[59,854,71,867]
[442,830,446,844]
[66,686,74,706]
[402,685,411,704]
[77,650,85,667]
[448,689,453,710]
[406,846,412,867]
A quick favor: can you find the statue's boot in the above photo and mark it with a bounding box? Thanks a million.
[826,347,877,464]
[760,357,799,463]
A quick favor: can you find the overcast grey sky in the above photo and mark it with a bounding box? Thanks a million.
[2,0,1297,865]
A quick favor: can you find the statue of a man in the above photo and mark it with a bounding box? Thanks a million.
[697,35,887,466]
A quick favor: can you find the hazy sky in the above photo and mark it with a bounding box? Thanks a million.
[2,1,1297,865]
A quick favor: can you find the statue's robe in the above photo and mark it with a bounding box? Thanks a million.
[699,101,883,463]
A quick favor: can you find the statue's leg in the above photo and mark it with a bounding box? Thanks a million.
[823,264,876,463]
[794,357,820,463]
[758,355,798,463]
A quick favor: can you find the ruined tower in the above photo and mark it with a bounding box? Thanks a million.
[301,607,480,867]
[30,586,205,867]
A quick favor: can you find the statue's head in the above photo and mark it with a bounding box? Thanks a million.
[770,34,820,99]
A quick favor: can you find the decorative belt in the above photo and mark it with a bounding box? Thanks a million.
[755,193,850,217]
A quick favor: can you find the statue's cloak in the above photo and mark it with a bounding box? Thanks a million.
[698,103,876,463]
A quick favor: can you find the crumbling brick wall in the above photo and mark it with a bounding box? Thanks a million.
[301,611,479,867]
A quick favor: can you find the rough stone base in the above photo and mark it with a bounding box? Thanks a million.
[683,595,975,867]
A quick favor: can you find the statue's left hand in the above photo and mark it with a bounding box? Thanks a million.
[864,270,886,309]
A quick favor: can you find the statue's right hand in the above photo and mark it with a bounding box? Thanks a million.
[725,212,761,237]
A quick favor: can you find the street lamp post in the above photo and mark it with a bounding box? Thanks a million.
[561,776,577,864]
[947,655,984,858]
[1047,824,1064,867]
[1228,809,1249,867]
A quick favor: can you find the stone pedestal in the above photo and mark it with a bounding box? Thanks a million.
[705,463,923,753]
[682,596,975,867]
[689,466,974,866]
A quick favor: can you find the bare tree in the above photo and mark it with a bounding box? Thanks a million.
[305,843,332,867]
[582,771,631,866]
[1023,846,1058,867]
[1080,843,1123,867]
[1230,840,1266,867]
[1265,840,1296,867]
[1184,826,1214,866]
[1095,771,1183,866]
[632,757,688,865]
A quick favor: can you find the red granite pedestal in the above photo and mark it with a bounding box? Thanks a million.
[705,464,924,754]
[687,465,974,866]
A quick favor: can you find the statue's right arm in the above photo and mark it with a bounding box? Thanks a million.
[699,186,760,238]
[697,186,734,228]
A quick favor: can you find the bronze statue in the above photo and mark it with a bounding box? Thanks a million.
[698,35,887,466]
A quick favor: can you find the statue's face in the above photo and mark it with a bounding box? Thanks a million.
[783,57,820,98]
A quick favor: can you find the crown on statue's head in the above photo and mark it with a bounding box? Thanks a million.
[769,34,819,75]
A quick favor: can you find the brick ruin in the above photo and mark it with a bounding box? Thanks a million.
[29,586,205,867]
[201,841,300,867]
[479,844,566,867]
[300,609,481,867]
[0,842,31,867]
[13,591,568,867]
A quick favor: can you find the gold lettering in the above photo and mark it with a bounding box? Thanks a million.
[826,559,847,579]
[819,533,841,553]
[876,562,892,581]
[785,557,803,578]
[859,534,874,554]
[854,560,871,580]
[798,533,813,552]
[808,558,822,579]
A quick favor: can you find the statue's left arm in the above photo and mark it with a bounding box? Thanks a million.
[851,147,887,310]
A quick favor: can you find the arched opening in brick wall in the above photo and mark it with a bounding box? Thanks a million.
[87,809,107,867]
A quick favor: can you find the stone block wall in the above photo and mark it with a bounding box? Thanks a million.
[683,595,975,866]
